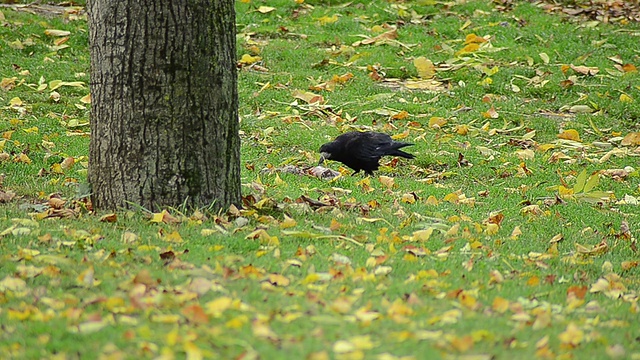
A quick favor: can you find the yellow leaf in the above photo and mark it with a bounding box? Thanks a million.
[150,210,167,223]
[459,20,472,31]
[425,195,439,205]
[60,81,85,87]
[292,89,324,104]
[464,33,486,44]
[401,193,416,204]
[558,323,584,347]
[0,276,27,292]
[568,104,593,113]
[333,340,356,354]
[164,231,183,243]
[456,43,479,56]
[356,177,375,193]
[428,116,447,128]
[537,143,555,152]
[492,297,509,313]
[205,297,233,317]
[267,273,290,287]
[274,173,286,186]
[478,77,493,87]
[583,173,599,193]
[121,231,138,243]
[280,215,297,229]
[9,97,23,106]
[80,93,91,104]
[302,273,320,284]
[184,342,203,360]
[390,131,409,140]
[317,14,339,25]
[443,192,460,203]
[50,163,63,174]
[484,223,499,235]
[413,56,435,79]
[8,40,24,50]
[49,80,63,90]
[412,228,433,241]
[76,265,100,287]
[455,124,469,135]
[557,129,581,141]
[239,53,262,65]
[73,320,109,334]
[151,314,181,323]
[539,52,550,64]
[620,93,633,103]
[459,292,477,309]
[256,6,276,14]
[15,153,31,164]
[0,77,17,91]
[573,169,588,193]
[478,65,499,76]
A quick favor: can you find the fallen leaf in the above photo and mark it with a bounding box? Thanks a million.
[44,29,71,37]
[557,129,581,141]
[256,6,275,14]
[413,56,435,79]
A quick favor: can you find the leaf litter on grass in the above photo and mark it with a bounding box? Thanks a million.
[1,0,640,359]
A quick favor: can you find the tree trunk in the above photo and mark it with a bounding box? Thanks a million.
[87,0,240,211]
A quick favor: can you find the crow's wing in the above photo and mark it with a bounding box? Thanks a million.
[349,132,393,160]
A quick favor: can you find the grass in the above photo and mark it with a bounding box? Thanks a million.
[1,0,640,359]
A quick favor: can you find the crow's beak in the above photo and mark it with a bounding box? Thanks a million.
[318,152,330,165]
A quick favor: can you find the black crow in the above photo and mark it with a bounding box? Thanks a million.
[318,131,415,176]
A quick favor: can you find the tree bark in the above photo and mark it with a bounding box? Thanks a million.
[87,0,240,211]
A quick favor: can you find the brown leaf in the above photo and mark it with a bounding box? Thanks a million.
[353,28,397,46]
[0,190,15,203]
[99,213,117,223]
[570,64,599,76]
[292,89,324,104]
[621,132,640,146]
[133,269,156,287]
[567,285,587,299]
[182,304,209,324]
[48,197,66,210]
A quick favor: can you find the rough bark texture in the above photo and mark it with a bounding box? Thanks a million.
[87,0,240,211]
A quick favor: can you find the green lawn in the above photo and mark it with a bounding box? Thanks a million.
[1,1,639,359]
